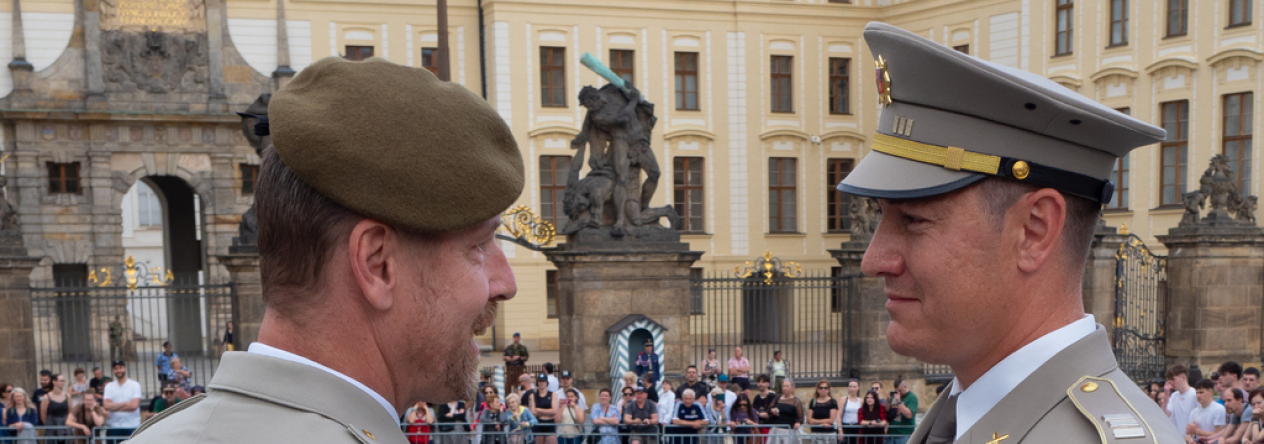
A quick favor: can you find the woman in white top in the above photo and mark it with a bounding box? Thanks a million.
[836,379,862,444]
[657,380,678,425]
[558,389,586,444]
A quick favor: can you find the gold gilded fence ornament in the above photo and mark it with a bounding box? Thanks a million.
[495,206,556,251]
[88,256,174,290]
[735,251,803,285]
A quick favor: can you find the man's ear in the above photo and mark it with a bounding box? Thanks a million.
[1014,188,1067,273]
[347,219,398,311]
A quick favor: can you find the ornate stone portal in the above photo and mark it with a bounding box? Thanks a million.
[0,0,277,384]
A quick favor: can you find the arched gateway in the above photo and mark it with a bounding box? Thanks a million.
[0,0,282,394]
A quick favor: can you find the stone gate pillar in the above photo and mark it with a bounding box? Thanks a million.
[0,229,39,386]
[219,249,263,348]
[543,229,702,389]
[1158,155,1264,369]
[1158,226,1264,369]
[828,235,921,384]
[1082,222,1127,331]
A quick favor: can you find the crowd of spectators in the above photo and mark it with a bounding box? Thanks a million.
[0,360,201,442]
[405,350,918,444]
[1158,361,1264,444]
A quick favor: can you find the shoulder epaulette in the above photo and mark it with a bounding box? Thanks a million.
[1065,376,1159,444]
[132,393,208,436]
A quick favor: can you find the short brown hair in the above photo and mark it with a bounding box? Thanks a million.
[974,178,1101,269]
[256,146,363,312]
[1166,364,1189,381]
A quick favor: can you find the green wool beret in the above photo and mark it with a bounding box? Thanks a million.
[269,56,524,233]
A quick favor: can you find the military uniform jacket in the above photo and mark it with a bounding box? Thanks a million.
[127,352,406,444]
[909,326,1182,444]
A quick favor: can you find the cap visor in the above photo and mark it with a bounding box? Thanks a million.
[836,150,986,199]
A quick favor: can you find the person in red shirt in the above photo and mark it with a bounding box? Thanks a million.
[857,391,886,444]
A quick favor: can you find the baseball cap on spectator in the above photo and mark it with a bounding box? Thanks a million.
[560,371,573,378]
[537,373,549,382]
[634,387,646,393]
[514,332,521,337]
[718,374,729,382]
[111,360,125,367]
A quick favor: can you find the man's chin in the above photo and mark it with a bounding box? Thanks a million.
[885,323,933,361]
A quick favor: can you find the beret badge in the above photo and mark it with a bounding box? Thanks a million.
[875,55,892,107]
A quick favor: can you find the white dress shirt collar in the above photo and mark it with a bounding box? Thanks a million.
[249,342,400,424]
[947,314,1096,440]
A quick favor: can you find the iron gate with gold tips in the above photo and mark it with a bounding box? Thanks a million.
[689,252,860,381]
[30,257,236,398]
[1113,234,1168,383]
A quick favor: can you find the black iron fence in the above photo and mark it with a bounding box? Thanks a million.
[29,283,235,398]
[689,268,860,382]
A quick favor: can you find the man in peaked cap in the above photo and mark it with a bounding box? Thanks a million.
[129,57,522,443]
[839,23,1182,444]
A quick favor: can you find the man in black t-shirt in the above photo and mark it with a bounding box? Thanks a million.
[88,367,111,394]
[750,375,778,425]
[676,366,709,408]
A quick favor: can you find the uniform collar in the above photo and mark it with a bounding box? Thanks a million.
[247,343,400,424]
[208,351,406,443]
[948,315,1095,440]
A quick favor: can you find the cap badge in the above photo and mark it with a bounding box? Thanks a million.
[1012,161,1031,180]
[875,55,893,107]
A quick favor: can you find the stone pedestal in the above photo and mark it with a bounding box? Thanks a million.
[1082,224,1127,331]
[0,232,40,387]
[543,228,702,389]
[828,238,922,383]
[1158,224,1264,369]
[219,251,263,347]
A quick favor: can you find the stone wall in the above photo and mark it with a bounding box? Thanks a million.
[1159,231,1264,369]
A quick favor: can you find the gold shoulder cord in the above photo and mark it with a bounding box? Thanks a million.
[870,133,1003,175]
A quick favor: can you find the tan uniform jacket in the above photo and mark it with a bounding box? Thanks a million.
[910,326,1182,444]
[127,352,406,443]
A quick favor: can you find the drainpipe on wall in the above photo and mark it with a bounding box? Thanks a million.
[478,0,487,99]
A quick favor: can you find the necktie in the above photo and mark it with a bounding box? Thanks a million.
[923,394,959,444]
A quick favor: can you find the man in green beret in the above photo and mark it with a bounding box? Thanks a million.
[838,23,1182,443]
[128,56,523,443]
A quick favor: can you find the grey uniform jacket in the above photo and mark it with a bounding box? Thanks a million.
[127,352,407,443]
[910,326,1182,444]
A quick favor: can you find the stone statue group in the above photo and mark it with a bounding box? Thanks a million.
[1180,154,1258,227]
[563,82,678,237]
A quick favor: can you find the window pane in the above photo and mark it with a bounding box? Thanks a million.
[1246,95,1255,134]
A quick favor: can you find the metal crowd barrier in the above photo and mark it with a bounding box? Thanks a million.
[0,425,128,442]
[400,423,917,444]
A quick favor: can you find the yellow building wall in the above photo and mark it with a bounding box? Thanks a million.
[210,0,1261,350]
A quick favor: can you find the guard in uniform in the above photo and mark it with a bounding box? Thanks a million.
[838,23,1183,443]
[127,56,523,443]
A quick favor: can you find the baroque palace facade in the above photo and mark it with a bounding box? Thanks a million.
[6,0,1259,352]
